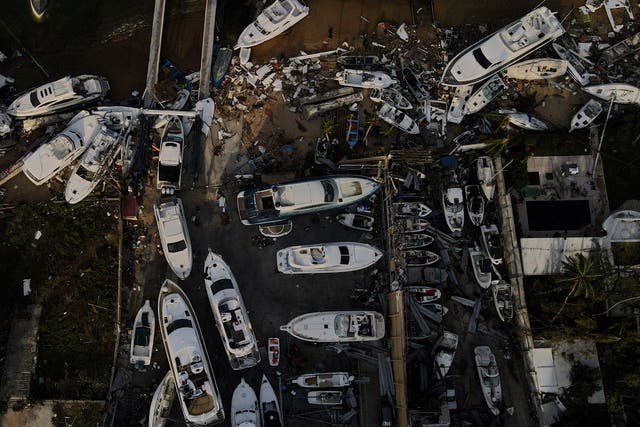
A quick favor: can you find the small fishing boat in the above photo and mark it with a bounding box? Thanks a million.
[400,217,430,233]
[442,187,465,233]
[231,378,260,427]
[604,0,633,33]
[407,266,447,284]
[447,84,473,124]
[507,112,548,131]
[469,246,492,289]
[337,55,380,67]
[30,0,48,19]
[480,224,504,265]
[463,75,506,115]
[394,202,431,218]
[336,69,396,89]
[504,58,568,80]
[402,67,430,102]
[477,156,496,200]
[153,89,190,129]
[268,338,280,367]
[280,311,385,342]
[336,213,374,232]
[398,233,435,250]
[292,372,354,388]
[260,375,282,427]
[583,83,640,104]
[370,88,413,110]
[465,185,485,226]
[433,331,458,379]
[307,391,343,406]
[492,280,514,322]
[377,103,420,134]
[423,303,449,318]
[156,116,184,195]
[552,42,591,86]
[148,371,175,427]
[259,220,293,238]
[235,0,309,49]
[277,242,383,274]
[405,250,440,266]
[212,48,233,87]
[130,300,155,368]
[570,99,603,132]
[406,286,441,303]
[154,198,193,279]
[474,346,502,416]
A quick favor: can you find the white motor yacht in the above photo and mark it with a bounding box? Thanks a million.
[148,371,175,427]
[280,311,385,342]
[442,187,465,233]
[292,372,354,388]
[154,199,193,279]
[504,58,568,80]
[583,83,640,104]
[277,242,382,274]
[492,280,514,322]
[260,375,283,427]
[507,112,548,131]
[447,84,473,124]
[463,75,506,115]
[570,99,603,132]
[475,346,502,416]
[377,103,420,134]
[307,391,343,406]
[235,0,309,49]
[477,156,496,200]
[231,378,260,427]
[130,300,155,368]
[157,116,184,195]
[336,69,396,89]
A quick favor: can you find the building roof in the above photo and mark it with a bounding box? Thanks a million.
[532,348,559,394]
[520,237,608,275]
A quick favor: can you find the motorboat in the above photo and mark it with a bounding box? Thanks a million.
[7,75,109,118]
[433,331,458,379]
[153,89,190,129]
[338,55,380,68]
[474,346,502,416]
[154,198,192,279]
[441,7,564,86]
[402,67,429,102]
[64,125,119,204]
[370,88,413,110]
[507,112,548,131]
[447,84,473,124]
[148,371,175,427]
[394,202,431,218]
[336,69,396,89]
[604,0,633,33]
[231,378,260,427]
[237,175,380,226]
[465,185,485,227]
[477,156,496,200]
[268,338,280,367]
[157,279,225,425]
[583,83,640,104]
[469,246,492,289]
[570,99,603,132]
[442,187,465,233]
[212,48,233,87]
[157,116,184,195]
[235,0,309,49]
[130,300,155,368]
[377,103,420,134]
[204,249,260,370]
[280,311,385,342]
[492,280,514,322]
[463,75,506,115]
[259,220,293,238]
[30,0,48,19]
[307,391,343,406]
[260,375,282,427]
[586,0,604,12]
[405,250,440,266]
[400,217,429,233]
[480,224,504,265]
[277,242,383,274]
[195,98,215,137]
[292,372,354,388]
[504,58,568,80]
[23,111,102,186]
[552,42,591,86]
[406,266,447,284]
[423,303,448,318]
[406,286,441,303]
[398,233,435,250]
[336,213,374,232]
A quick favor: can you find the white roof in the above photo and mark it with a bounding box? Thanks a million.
[603,210,640,242]
[551,339,606,404]
[532,348,559,394]
[520,237,609,275]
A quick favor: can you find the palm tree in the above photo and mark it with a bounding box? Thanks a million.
[551,253,603,322]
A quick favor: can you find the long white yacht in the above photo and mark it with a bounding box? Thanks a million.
[231,378,260,427]
[276,242,383,274]
[154,199,193,279]
[157,116,184,195]
[23,111,102,186]
[204,249,260,370]
[280,311,385,342]
[158,279,225,425]
[260,375,283,427]
[291,372,354,388]
[504,58,568,80]
[441,7,564,86]
[130,300,155,368]
[148,371,175,427]
[475,346,502,416]
[336,69,396,89]
[8,75,109,118]
[570,99,603,132]
[237,175,380,225]
[583,83,640,104]
[235,0,309,49]
[442,187,464,233]
[377,103,420,134]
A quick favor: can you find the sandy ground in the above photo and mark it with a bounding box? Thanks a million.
[1,402,54,427]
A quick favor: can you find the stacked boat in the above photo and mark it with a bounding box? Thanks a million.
[377,103,420,134]
[336,69,396,89]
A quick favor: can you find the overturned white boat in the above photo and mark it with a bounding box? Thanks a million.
[475,346,502,416]
[465,185,485,227]
[260,375,282,427]
[570,99,603,132]
[153,89,190,129]
[480,224,504,265]
[394,202,431,218]
[130,300,155,368]
[148,371,176,427]
[504,58,568,80]
[477,156,496,200]
[154,198,193,279]
[447,84,473,124]
[235,0,309,49]
[507,112,548,131]
[280,311,385,342]
[552,42,591,86]
[336,69,396,89]
[204,250,260,370]
[433,331,458,379]
[292,372,354,388]
[492,280,514,322]
[441,7,564,86]
[336,213,374,232]
[377,103,420,134]
[442,187,464,233]
[277,242,383,274]
[463,75,506,115]
[307,391,343,406]
[231,378,260,427]
[157,116,184,195]
[470,246,492,289]
[370,88,412,110]
[584,83,640,104]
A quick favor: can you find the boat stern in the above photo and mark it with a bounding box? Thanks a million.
[276,248,292,273]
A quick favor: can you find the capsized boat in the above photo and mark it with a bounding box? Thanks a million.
[492,280,514,322]
[442,187,465,233]
[130,300,155,368]
[148,371,176,427]
[406,286,441,303]
[463,75,506,115]
[307,391,343,406]
[154,198,193,279]
[204,250,260,370]
[153,89,190,129]
[337,213,374,232]
[277,242,383,274]
[336,69,396,89]
[338,55,380,68]
[394,202,431,218]
[433,331,458,379]
[7,75,109,118]
[583,83,640,104]
[441,7,565,86]
[235,0,309,49]
[474,346,502,416]
[231,378,260,427]
[237,175,381,226]
[400,217,430,233]
[280,311,385,342]
[212,48,233,87]
[465,185,485,227]
[469,246,492,289]
[507,112,548,131]
[30,0,48,19]
[268,338,280,367]
[260,375,282,427]
[552,42,591,86]
[377,103,420,134]
[406,266,447,284]
[259,220,293,238]
[398,233,435,250]
[157,116,184,195]
[570,99,603,132]
[504,58,568,80]
[370,88,413,110]
[477,156,496,200]
[447,84,473,124]
[157,279,225,425]
[292,372,354,388]
[405,250,440,266]
[480,224,504,265]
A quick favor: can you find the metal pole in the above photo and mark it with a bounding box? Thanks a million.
[277,370,285,427]
[592,97,615,176]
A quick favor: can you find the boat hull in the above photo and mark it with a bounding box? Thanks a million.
[277,242,383,274]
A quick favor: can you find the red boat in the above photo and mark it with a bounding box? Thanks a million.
[268,337,280,367]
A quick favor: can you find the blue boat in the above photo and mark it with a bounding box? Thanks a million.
[346,110,359,149]
[212,48,233,87]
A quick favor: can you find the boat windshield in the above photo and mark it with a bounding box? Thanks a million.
[167,240,187,253]
[472,48,493,69]
[30,91,41,107]
[334,314,351,338]
[339,246,350,265]
[322,180,335,202]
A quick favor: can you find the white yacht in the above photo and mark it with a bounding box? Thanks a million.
[475,346,502,416]
[507,112,547,131]
[154,199,192,280]
[433,331,458,379]
[377,103,420,134]
[231,378,260,427]
[480,224,504,265]
[158,279,225,425]
[369,88,413,110]
[130,300,155,368]
[394,202,431,218]
[204,249,260,370]
[157,116,184,195]
[336,69,396,89]
[292,372,354,388]
[447,84,473,124]
[492,280,514,322]
[148,371,175,427]
[570,99,603,132]
[469,246,492,289]
[584,83,640,104]
[237,175,380,225]
[7,75,109,118]
[477,156,496,200]
[235,0,309,49]
[336,213,374,232]
[552,42,591,86]
[441,7,564,86]
[280,311,385,342]
[465,185,485,226]
[23,111,102,186]
[463,75,506,115]
[307,391,343,406]
[504,58,568,80]
[442,187,464,233]
[277,242,383,274]
[153,89,190,129]
[260,375,283,427]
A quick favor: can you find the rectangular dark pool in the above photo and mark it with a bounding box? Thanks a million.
[526,200,591,231]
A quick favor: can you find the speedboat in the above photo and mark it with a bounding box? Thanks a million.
[231,378,260,427]
[259,220,293,238]
[507,112,547,131]
[406,266,447,284]
[474,346,502,416]
[336,213,374,232]
[504,58,568,80]
[480,224,504,265]
[405,250,439,266]
[338,55,380,68]
[336,69,396,89]
[570,99,603,132]
[463,75,506,115]
[447,84,473,124]
[492,280,514,322]
[465,185,485,226]
[441,7,564,86]
[552,42,591,86]
[7,75,109,118]
[148,371,175,427]
[476,156,496,200]
[154,198,192,279]
[433,331,458,379]
[157,116,184,195]
[260,375,282,427]
[292,372,354,388]
[406,286,441,303]
[235,0,309,49]
[307,391,343,405]
[30,0,48,19]
[64,125,119,204]
[23,111,102,186]
[469,245,492,289]
[237,175,380,225]
[377,103,420,134]
[398,233,434,250]
[157,279,225,425]
[268,338,280,367]
[394,202,431,218]
[130,300,155,368]
[204,250,260,370]
[370,88,413,110]
[400,217,429,233]
[583,83,640,104]
[442,187,464,233]
[280,311,385,342]
[153,89,190,129]
[277,242,383,274]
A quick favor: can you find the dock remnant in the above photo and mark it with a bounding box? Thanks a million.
[143,0,167,107]
[198,0,218,100]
